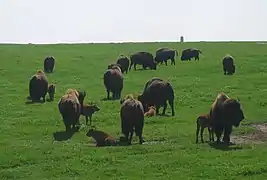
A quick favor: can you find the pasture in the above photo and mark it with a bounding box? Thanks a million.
[1,42,267,179]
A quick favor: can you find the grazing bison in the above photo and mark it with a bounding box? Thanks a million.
[28,70,49,102]
[155,48,178,65]
[48,84,56,101]
[81,104,100,126]
[116,55,130,74]
[181,48,202,61]
[44,56,55,73]
[209,93,245,145]
[104,65,123,100]
[58,89,82,132]
[129,52,157,71]
[138,77,175,116]
[86,128,118,147]
[196,113,213,144]
[120,94,145,145]
[222,55,236,75]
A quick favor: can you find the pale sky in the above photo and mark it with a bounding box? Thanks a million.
[1,0,267,44]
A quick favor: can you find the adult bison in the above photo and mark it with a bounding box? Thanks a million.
[104,65,123,100]
[120,94,145,145]
[138,77,175,116]
[209,92,245,145]
[155,48,178,65]
[181,48,202,61]
[116,55,130,74]
[222,55,235,75]
[44,56,55,73]
[129,52,157,71]
[28,70,49,102]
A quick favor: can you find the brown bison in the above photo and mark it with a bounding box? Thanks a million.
[144,106,156,117]
[81,104,100,126]
[120,94,145,145]
[104,65,123,100]
[222,55,235,75]
[155,48,178,65]
[209,93,245,144]
[58,89,86,132]
[44,56,55,73]
[138,77,175,116]
[196,113,214,143]
[28,70,49,102]
[181,48,202,61]
[86,128,118,147]
[129,51,157,71]
[48,84,56,101]
[116,55,130,74]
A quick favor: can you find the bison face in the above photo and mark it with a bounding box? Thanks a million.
[223,99,245,127]
[92,104,100,112]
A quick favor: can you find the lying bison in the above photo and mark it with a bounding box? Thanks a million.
[222,55,235,75]
[155,48,178,65]
[28,70,49,102]
[209,92,245,145]
[138,77,175,116]
[104,65,123,100]
[116,55,130,74]
[129,52,157,71]
[181,48,202,61]
[120,94,145,145]
[44,56,55,73]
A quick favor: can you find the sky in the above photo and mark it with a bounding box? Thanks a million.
[1,0,267,44]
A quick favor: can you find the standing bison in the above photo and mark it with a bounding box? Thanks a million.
[116,55,130,74]
[129,52,157,71]
[104,65,123,100]
[120,94,145,145]
[44,56,55,73]
[209,92,245,145]
[222,55,236,75]
[138,77,175,116]
[155,48,178,65]
[28,70,49,102]
[181,48,202,61]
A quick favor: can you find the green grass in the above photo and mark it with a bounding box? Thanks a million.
[1,42,267,179]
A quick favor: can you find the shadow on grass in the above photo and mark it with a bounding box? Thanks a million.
[101,97,120,101]
[208,142,243,151]
[157,114,171,117]
[53,129,77,142]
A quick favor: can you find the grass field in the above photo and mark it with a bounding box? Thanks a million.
[1,42,267,179]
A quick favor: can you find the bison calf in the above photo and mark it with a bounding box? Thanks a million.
[86,128,118,147]
[144,106,156,117]
[196,114,214,143]
[81,104,100,126]
[48,84,56,101]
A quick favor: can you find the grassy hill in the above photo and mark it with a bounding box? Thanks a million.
[1,42,267,179]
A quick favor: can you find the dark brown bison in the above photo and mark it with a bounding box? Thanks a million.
[104,65,123,100]
[155,48,178,65]
[138,77,175,116]
[209,93,245,145]
[28,70,49,102]
[196,113,213,143]
[86,128,118,147]
[48,84,56,101]
[181,48,202,61]
[120,94,145,145]
[116,55,130,74]
[44,56,55,73]
[81,104,100,126]
[222,55,235,75]
[129,52,157,71]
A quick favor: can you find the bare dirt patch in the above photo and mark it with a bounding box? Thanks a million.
[232,123,267,144]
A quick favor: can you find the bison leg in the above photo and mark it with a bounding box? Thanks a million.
[171,58,175,65]
[134,63,137,70]
[162,102,167,115]
[214,126,223,143]
[155,105,160,115]
[169,101,175,116]
[200,127,205,143]
[223,67,227,75]
[208,127,214,142]
[196,123,200,144]
[222,125,232,145]
[85,116,89,125]
[164,60,167,66]
[107,90,110,99]
[128,130,134,145]
[129,63,133,71]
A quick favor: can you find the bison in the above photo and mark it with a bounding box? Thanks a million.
[129,52,157,71]
[144,106,156,117]
[196,113,214,143]
[104,65,123,100]
[155,48,178,65]
[181,48,202,61]
[138,77,175,116]
[81,104,100,126]
[209,92,245,145]
[48,84,56,101]
[116,55,130,74]
[120,94,145,145]
[44,56,55,73]
[28,70,49,102]
[222,55,236,75]
[86,128,118,147]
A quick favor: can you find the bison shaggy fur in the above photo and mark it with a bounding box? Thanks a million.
[129,51,157,71]
[181,48,202,61]
[104,65,123,100]
[209,92,245,144]
[222,55,236,75]
[44,56,55,73]
[155,48,178,65]
[116,55,130,74]
[138,77,175,116]
[120,94,145,145]
[28,70,49,102]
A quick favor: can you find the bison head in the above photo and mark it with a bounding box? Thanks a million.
[77,90,86,105]
[223,99,245,127]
